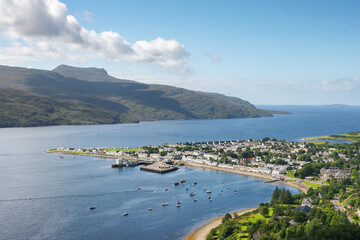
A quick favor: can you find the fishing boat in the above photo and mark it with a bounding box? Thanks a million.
[162,202,169,206]
[190,192,196,196]
[89,206,96,210]
[206,190,212,194]
[174,182,180,186]
[123,212,128,216]
[180,179,186,183]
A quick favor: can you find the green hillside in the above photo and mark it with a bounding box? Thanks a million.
[0,64,275,128]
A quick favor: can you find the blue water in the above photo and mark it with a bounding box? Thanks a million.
[0,105,359,240]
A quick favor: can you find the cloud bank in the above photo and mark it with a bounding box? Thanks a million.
[0,0,190,74]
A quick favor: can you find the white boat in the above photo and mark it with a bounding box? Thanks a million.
[148,208,153,211]
[176,204,181,208]
[177,201,182,204]
[206,190,212,194]
[162,202,168,206]
[154,191,157,194]
[123,212,128,216]
[190,192,196,196]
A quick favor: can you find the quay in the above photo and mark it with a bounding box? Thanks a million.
[140,162,179,174]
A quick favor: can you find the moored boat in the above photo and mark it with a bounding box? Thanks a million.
[123,212,128,216]
[190,192,196,196]
[89,206,96,210]
[162,202,168,206]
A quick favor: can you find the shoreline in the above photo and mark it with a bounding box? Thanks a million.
[184,162,308,194]
[185,207,258,240]
[183,163,308,240]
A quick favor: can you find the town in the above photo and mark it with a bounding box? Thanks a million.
[52,137,357,185]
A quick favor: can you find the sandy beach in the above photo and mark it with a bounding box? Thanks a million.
[185,207,258,240]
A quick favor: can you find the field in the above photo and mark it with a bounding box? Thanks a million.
[303,131,360,143]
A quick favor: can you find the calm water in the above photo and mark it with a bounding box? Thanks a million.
[1,105,360,240]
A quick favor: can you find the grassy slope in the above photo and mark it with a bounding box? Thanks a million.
[0,87,137,128]
[304,132,360,143]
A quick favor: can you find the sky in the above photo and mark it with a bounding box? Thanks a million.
[0,0,360,105]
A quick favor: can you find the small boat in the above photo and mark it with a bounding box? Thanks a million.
[180,179,186,183]
[138,187,141,190]
[218,193,222,195]
[174,182,180,186]
[148,208,153,211]
[162,202,168,206]
[234,190,238,192]
[221,190,224,192]
[59,156,64,158]
[193,199,198,202]
[154,191,157,194]
[208,196,212,199]
[203,188,206,190]
[89,206,96,210]
[165,188,168,191]
[176,204,181,208]
[123,212,128,216]
[185,188,188,191]
[206,190,212,194]
[194,181,197,185]
[227,187,230,189]
[190,192,196,196]
[177,201,182,204]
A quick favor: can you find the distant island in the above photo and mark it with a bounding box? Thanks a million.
[0,64,288,128]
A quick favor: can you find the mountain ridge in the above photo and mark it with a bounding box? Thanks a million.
[0,64,276,128]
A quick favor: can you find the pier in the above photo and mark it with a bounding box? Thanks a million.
[140,162,179,174]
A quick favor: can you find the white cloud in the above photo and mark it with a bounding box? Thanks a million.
[204,51,222,63]
[76,10,94,22]
[321,78,360,92]
[0,0,190,74]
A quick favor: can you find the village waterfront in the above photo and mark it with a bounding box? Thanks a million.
[1,105,360,240]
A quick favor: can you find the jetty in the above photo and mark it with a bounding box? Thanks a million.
[140,162,178,174]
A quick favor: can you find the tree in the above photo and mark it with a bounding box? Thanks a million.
[271,187,280,204]
[260,206,269,217]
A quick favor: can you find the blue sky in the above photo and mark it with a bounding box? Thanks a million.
[0,0,360,105]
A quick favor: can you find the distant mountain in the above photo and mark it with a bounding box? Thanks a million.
[0,64,275,128]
